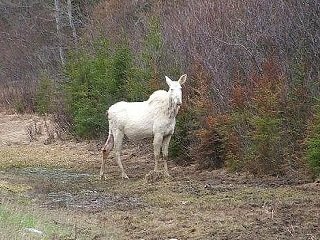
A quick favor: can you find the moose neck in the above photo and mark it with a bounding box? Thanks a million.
[168,95,180,119]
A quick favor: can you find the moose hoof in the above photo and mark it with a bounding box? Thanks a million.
[145,170,165,183]
[121,173,129,179]
[164,172,171,178]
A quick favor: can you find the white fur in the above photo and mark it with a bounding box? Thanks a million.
[100,74,187,179]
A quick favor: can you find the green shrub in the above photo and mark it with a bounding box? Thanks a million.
[14,100,26,114]
[228,99,286,175]
[125,67,153,102]
[112,45,133,100]
[224,57,287,175]
[246,115,283,175]
[35,73,55,115]
[306,101,320,178]
[64,40,119,138]
[169,109,194,162]
[307,138,320,178]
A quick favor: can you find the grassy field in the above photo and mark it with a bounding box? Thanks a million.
[0,113,319,239]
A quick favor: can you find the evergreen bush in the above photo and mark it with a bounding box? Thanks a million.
[35,73,55,115]
[306,101,320,179]
[64,40,132,138]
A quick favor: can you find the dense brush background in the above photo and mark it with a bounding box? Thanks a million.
[0,0,319,178]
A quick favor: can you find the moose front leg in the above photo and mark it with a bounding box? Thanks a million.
[153,134,163,172]
[162,135,172,177]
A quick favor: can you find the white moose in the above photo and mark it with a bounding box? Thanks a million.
[100,74,187,179]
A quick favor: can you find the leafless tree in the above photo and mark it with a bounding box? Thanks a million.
[67,0,78,45]
[54,0,65,65]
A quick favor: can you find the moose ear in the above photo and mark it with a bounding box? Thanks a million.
[178,74,187,85]
[165,76,173,86]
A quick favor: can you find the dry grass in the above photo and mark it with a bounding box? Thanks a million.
[0,200,120,240]
[0,113,319,239]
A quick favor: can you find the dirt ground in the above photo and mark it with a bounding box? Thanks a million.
[0,113,319,240]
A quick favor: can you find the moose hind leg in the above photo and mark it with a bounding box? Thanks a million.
[100,134,114,180]
[162,135,172,177]
[114,130,128,179]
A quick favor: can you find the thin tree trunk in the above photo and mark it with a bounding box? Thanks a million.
[54,0,65,65]
[67,0,78,45]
